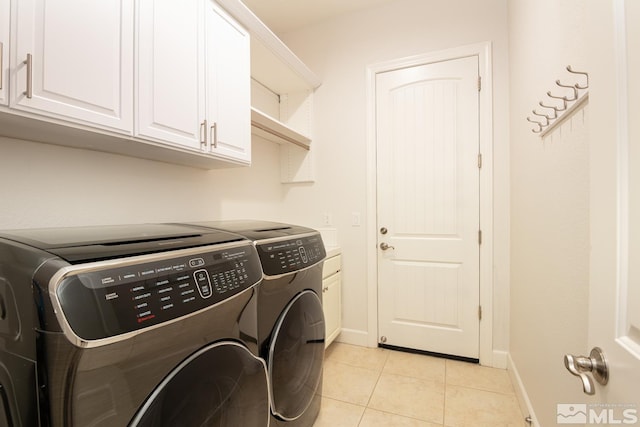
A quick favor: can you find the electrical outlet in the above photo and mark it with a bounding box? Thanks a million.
[322,213,333,226]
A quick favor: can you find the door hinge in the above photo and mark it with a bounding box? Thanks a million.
[478,76,482,91]
[478,230,482,245]
[478,305,482,320]
[478,153,483,169]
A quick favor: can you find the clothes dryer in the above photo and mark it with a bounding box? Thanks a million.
[185,221,326,427]
[0,224,269,426]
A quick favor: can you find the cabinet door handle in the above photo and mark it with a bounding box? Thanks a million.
[200,119,208,149]
[210,122,218,149]
[24,53,33,99]
[0,42,3,90]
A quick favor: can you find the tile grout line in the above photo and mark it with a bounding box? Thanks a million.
[443,359,448,426]
[356,350,389,426]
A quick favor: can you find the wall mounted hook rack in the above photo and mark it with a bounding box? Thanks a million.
[527,65,589,137]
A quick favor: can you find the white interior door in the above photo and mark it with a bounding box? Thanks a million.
[579,0,640,421]
[376,56,480,359]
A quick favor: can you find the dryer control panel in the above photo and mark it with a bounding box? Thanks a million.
[256,234,326,276]
[53,242,262,342]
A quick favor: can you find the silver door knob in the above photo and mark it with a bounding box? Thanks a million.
[563,347,608,395]
[379,242,395,251]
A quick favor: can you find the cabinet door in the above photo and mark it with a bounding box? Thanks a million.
[11,0,133,133]
[136,0,205,149]
[205,1,250,163]
[0,0,8,106]
[323,273,342,348]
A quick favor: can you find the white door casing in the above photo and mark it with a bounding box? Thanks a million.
[375,55,480,359]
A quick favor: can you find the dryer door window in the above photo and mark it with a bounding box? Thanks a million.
[129,341,269,427]
[268,290,325,421]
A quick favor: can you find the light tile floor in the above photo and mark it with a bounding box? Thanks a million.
[314,343,526,427]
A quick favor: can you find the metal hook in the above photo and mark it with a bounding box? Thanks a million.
[556,80,578,101]
[566,65,589,89]
[532,109,550,126]
[527,116,544,133]
[546,91,568,111]
[538,101,558,119]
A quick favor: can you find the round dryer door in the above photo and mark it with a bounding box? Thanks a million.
[268,290,325,421]
[130,341,269,427]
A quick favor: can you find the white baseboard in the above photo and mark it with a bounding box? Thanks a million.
[508,353,538,427]
[491,350,508,369]
[334,328,371,347]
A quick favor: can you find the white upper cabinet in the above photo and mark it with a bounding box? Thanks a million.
[10,0,134,133]
[0,0,251,168]
[205,2,250,164]
[136,0,205,150]
[137,0,249,162]
[0,0,9,106]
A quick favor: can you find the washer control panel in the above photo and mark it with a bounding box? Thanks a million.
[256,234,326,276]
[54,243,262,341]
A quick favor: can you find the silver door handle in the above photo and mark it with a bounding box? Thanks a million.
[200,119,208,149]
[379,242,395,251]
[0,42,3,90]
[24,53,33,98]
[563,347,608,395]
[210,122,218,149]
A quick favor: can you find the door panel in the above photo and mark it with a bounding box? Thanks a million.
[376,56,480,359]
[11,0,133,132]
[586,0,640,411]
[206,2,251,163]
[136,0,204,149]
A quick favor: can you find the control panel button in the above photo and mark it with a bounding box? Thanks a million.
[189,258,205,268]
[299,247,308,263]
[193,269,213,299]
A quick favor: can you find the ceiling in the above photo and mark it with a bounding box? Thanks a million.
[242,0,397,34]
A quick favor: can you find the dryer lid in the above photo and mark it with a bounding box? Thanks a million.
[0,224,247,263]
[185,220,317,242]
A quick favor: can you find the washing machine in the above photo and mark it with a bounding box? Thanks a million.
[185,221,327,427]
[0,223,270,426]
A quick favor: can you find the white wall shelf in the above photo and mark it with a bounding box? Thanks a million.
[251,107,311,149]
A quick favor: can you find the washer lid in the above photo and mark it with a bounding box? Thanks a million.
[0,224,247,263]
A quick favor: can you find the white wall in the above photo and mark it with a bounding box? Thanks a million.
[277,0,511,358]
[0,135,287,229]
[508,0,591,425]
